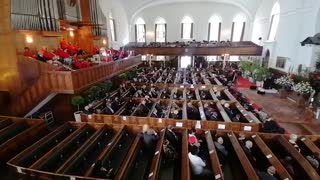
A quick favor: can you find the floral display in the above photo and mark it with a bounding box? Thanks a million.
[293,81,314,95]
[275,76,295,89]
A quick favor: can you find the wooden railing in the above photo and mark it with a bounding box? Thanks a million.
[129,45,263,56]
[10,56,142,116]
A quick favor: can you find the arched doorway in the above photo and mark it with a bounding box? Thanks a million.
[262,49,270,67]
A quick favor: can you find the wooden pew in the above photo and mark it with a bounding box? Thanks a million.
[181,128,190,180]
[252,134,293,180]
[88,126,137,179]
[300,136,320,155]
[227,132,259,180]
[0,121,48,163]
[0,118,11,130]
[29,124,96,172]
[7,123,77,168]
[56,125,119,175]
[147,129,166,180]
[115,135,142,179]
[205,130,224,180]
[277,136,319,179]
[216,102,232,122]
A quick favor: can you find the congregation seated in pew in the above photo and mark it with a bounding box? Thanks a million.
[203,102,223,121]
[170,101,183,119]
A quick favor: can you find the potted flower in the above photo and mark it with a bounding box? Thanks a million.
[293,81,314,107]
[71,96,85,122]
[275,76,295,98]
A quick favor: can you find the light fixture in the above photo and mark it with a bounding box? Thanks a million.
[26,35,33,43]
[69,31,74,37]
[146,31,154,36]
[102,39,107,45]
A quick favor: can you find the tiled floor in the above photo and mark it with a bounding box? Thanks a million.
[239,89,319,135]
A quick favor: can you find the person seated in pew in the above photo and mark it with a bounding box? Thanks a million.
[148,87,158,98]
[187,102,199,120]
[93,160,113,178]
[203,103,219,121]
[162,139,178,163]
[213,87,221,99]
[161,89,170,99]
[241,140,257,165]
[105,101,115,115]
[223,103,237,121]
[188,128,201,147]
[262,117,285,134]
[119,83,127,94]
[214,137,229,157]
[188,146,214,178]
[186,90,194,99]
[111,97,122,112]
[254,108,269,122]
[280,156,296,178]
[165,125,179,147]
[306,152,320,170]
[141,124,159,153]
[256,166,278,180]
[288,134,301,153]
[83,106,91,115]
[135,101,150,116]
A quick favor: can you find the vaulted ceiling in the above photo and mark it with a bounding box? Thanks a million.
[119,0,262,20]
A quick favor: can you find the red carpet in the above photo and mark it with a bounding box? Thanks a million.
[235,76,254,89]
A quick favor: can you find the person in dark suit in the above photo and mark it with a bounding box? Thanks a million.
[141,124,159,152]
[165,125,179,147]
[187,102,199,120]
[223,103,235,119]
[104,102,115,114]
[256,166,277,180]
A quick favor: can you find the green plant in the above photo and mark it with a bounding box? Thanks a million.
[71,96,85,111]
[254,66,271,81]
[98,80,113,93]
[119,72,128,81]
[89,86,101,99]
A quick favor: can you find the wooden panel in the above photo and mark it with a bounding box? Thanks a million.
[205,130,224,180]
[277,136,319,179]
[129,44,263,56]
[253,134,292,180]
[228,132,259,180]
[148,129,165,180]
[181,128,190,180]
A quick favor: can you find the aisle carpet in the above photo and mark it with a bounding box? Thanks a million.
[235,76,254,89]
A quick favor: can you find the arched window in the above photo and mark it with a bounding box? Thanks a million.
[109,13,117,41]
[135,18,146,43]
[181,16,193,40]
[231,15,246,41]
[208,16,222,41]
[268,2,280,41]
[155,17,167,42]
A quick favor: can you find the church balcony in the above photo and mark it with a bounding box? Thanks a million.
[127,41,263,56]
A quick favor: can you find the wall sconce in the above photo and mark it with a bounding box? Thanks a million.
[26,35,33,43]
[69,31,74,37]
[102,39,107,45]
[146,31,154,37]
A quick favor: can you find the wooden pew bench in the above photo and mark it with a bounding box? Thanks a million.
[259,134,319,179]
[211,131,258,180]
[157,129,185,180]
[57,125,119,176]
[8,123,77,168]
[30,124,98,173]
[89,127,137,179]
[0,118,12,131]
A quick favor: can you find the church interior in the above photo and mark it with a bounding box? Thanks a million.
[1,0,320,179]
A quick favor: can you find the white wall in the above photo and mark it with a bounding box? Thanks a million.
[129,2,252,43]
[252,0,320,72]
[99,0,129,49]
